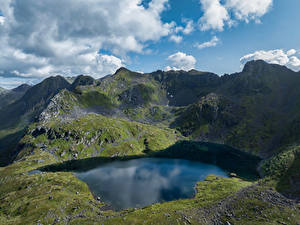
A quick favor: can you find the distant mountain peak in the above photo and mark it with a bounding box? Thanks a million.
[242,60,269,73]
[242,60,293,74]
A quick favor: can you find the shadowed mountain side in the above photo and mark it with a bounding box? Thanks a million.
[0,84,31,110]
[0,76,70,166]
[150,69,221,106]
[0,76,70,130]
[0,129,26,166]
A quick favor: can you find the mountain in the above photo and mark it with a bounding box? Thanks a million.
[2,61,298,160]
[0,61,300,224]
[0,84,31,110]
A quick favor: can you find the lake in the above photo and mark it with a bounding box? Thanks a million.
[74,158,228,211]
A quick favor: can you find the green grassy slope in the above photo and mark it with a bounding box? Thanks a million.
[18,113,179,161]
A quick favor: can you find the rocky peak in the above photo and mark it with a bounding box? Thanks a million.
[21,75,70,107]
[242,60,270,74]
[71,75,96,89]
[242,60,293,76]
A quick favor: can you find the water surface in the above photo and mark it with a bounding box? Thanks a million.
[75,158,228,210]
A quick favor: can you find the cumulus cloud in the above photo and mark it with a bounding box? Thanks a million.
[240,49,300,72]
[165,52,196,71]
[195,36,220,50]
[226,0,273,23]
[199,0,231,31]
[199,0,273,31]
[0,0,173,86]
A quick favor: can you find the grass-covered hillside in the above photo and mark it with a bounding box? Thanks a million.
[18,113,180,161]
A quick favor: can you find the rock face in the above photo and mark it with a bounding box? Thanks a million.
[38,90,78,122]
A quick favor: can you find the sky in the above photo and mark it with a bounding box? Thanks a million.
[0,0,300,89]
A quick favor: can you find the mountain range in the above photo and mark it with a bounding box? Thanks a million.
[0,60,300,224]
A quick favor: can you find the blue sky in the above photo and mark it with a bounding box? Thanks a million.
[0,0,299,88]
[129,0,300,74]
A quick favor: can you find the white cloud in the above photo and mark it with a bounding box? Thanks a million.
[0,16,5,25]
[169,19,194,43]
[0,0,172,83]
[182,20,194,35]
[0,76,38,89]
[195,36,220,50]
[225,0,273,23]
[240,49,300,72]
[165,52,196,71]
[287,49,297,56]
[199,0,230,31]
[289,56,300,71]
[175,19,194,35]
[95,54,124,77]
[198,0,273,31]
[170,35,183,43]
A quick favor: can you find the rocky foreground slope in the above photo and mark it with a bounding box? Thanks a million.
[0,60,300,224]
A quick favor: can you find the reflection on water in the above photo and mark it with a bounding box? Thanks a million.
[75,158,228,210]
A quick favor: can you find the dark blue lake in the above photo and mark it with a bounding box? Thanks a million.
[75,158,228,210]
